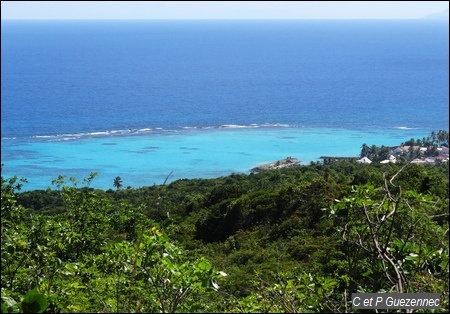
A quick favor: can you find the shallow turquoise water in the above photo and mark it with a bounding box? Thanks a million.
[1,127,429,191]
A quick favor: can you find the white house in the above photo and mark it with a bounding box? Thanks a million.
[438,146,449,156]
[380,155,396,164]
[357,157,372,164]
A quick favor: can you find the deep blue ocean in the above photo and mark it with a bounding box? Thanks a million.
[1,20,449,191]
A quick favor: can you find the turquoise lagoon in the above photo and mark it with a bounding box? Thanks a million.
[1,126,430,191]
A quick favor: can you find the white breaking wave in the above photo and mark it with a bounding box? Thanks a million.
[220,124,259,128]
[24,123,300,142]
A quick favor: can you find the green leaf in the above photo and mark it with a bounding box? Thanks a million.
[2,304,20,313]
[2,296,20,313]
[68,282,86,289]
[197,260,211,271]
[201,278,210,288]
[362,270,373,277]
[21,289,48,313]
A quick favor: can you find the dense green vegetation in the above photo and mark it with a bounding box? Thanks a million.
[2,134,449,313]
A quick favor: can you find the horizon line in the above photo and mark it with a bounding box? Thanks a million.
[2,17,449,21]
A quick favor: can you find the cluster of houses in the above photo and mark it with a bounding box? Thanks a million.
[356,145,450,164]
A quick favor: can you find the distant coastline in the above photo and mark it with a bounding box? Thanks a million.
[423,8,449,20]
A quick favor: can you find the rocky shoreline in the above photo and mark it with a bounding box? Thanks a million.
[251,157,301,173]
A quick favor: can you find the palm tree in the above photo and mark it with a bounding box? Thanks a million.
[430,131,437,146]
[370,144,379,161]
[113,176,123,190]
[437,130,449,146]
[360,143,370,158]
[379,145,390,161]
